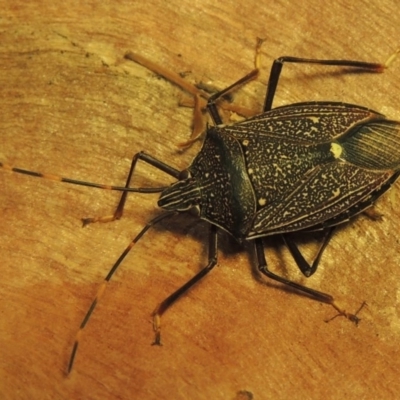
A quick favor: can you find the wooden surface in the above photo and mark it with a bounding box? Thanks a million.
[1,1,400,399]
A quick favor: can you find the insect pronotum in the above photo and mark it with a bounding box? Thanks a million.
[2,40,399,374]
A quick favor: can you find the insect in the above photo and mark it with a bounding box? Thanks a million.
[1,40,399,374]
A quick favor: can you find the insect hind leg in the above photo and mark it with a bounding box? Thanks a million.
[263,51,398,112]
[282,228,335,277]
[254,238,361,324]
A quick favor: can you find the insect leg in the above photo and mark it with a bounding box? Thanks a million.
[125,51,210,99]
[82,152,181,225]
[126,39,265,143]
[206,38,265,125]
[281,228,335,277]
[182,38,265,144]
[152,224,218,345]
[125,50,258,120]
[263,53,397,111]
[206,70,259,125]
[254,238,360,323]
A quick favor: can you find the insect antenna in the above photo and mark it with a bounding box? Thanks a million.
[67,210,176,374]
[0,162,167,194]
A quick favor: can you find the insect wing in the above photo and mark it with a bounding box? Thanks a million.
[339,120,400,170]
[249,163,391,237]
[222,102,400,238]
[228,102,384,142]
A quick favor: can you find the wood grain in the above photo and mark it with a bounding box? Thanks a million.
[1,1,400,399]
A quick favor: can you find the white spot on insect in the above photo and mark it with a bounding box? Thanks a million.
[248,168,254,175]
[330,142,343,159]
[332,188,340,198]
[308,116,320,123]
[242,139,249,146]
[258,198,267,206]
[205,172,210,178]
[273,163,283,175]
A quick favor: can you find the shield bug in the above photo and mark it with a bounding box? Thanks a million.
[1,42,399,373]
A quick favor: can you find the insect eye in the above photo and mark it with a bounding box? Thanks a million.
[178,170,191,180]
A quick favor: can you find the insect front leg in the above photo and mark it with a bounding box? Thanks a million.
[82,152,181,226]
[152,224,218,345]
[254,238,360,324]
